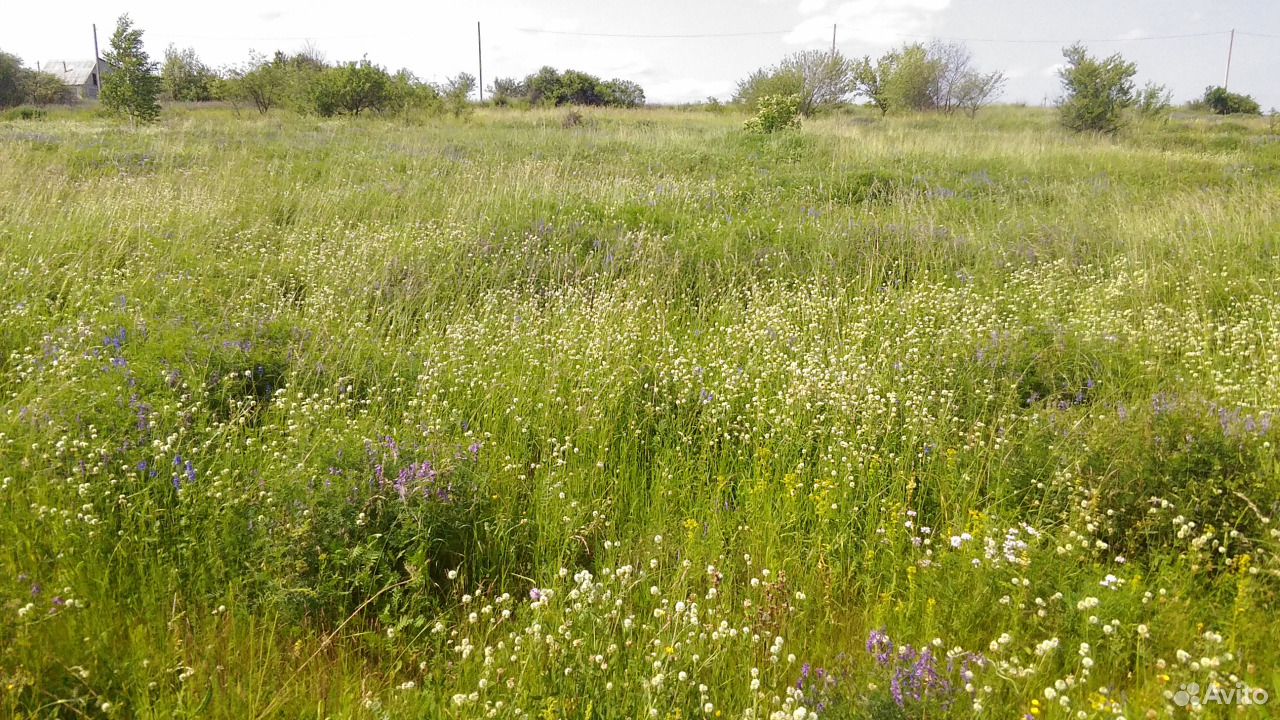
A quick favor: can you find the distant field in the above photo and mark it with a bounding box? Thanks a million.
[1,105,1278,718]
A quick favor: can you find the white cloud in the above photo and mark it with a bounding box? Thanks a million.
[642,76,737,104]
[785,0,951,49]
[1042,62,1065,78]
[798,0,830,14]
[1116,28,1145,40]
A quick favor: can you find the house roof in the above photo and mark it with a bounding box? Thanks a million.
[37,60,101,86]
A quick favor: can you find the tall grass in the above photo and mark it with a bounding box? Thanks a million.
[1,105,1277,718]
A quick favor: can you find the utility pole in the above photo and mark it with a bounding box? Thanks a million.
[92,24,101,93]
[831,24,837,54]
[1224,28,1235,90]
[477,22,484,102]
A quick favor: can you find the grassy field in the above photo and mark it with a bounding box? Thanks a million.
[1,105,1279,719]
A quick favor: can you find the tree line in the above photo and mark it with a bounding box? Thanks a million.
[733,40,1267,133]
[0,15,648,121]
[1,14,1269,131]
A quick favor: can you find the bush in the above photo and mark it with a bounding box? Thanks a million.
[389,69,442,115]
[561,109,584,128]
[881,44,942,113]
[743,94,801,134]
[1134,82,1173,120]
[735,50,857,116]
[1056,43,1136,133]
[853,41,1004,116]
[2,105,46,120]
[22,71,75,105]
[306,60,393,117]
[261,442,500,620]
[1,51,79,108]
[1204,86,1261,115]
[508,66,646,108]
[443,72,475,118]
[218,55,286,114]
[161,45,216,102]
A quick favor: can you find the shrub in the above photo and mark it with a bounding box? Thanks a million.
[1,52,79,108]
[2,105,46,120]
[261,441,499,620]
[218,55,288,114]
[443,72,475,118]
[389,69,442,115]
[306,60,393,117]
[743,94,801,134]
[161,45,216,102]
[22,71,74,105]
[1134,82,1173,120]
[854,41,1004,116]
[512,66,646,108]
[881,44,942,113]
[601,78,645,108]
[1056,43,1136,133]
[1204,86,1261,115]
[736,50,857,116]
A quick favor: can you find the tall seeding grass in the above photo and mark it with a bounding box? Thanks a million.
[1,106,1279,718]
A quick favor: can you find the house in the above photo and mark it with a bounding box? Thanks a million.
[36,59,112,100]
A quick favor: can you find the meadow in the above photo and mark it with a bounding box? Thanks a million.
[1,105,1279,719]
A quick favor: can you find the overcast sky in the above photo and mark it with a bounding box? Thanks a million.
[4,0,1277,108]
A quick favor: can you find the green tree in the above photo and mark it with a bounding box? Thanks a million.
[221,54,288,114]
[516,66,646,108]
[953,69,1006,118]
[443,72,476,117]
[602,79,645,108]
[853,54,892,114]
[389,69,442,114]
[161,45,215,101]
[857,41,1003,116]
[487,77,527,106]
[0,50,23,107]
[735,50,857,116]
[306,60,393,117]
[1056,43,1136,133]
[525,66,562,105]
[100,15,161,123]
[22,70,74,104]
[1134,82,1172,120]
[445,72,476,100]
[1203,86,1261,115]
[882,43,943,112]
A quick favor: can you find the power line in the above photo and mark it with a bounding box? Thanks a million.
[515,26,1232,44]
[516,28,789,39]
[895,30,1229,45]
